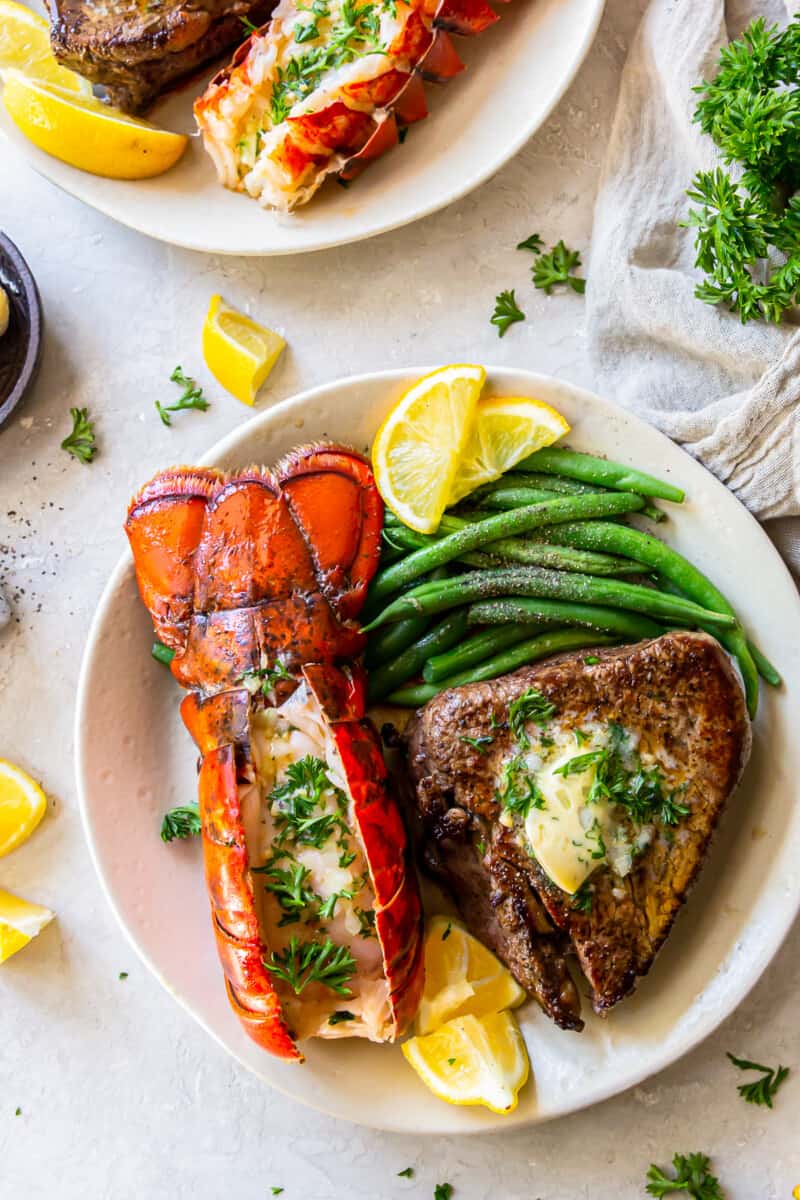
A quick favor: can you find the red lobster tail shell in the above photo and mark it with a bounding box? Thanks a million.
[126,446,422,1059]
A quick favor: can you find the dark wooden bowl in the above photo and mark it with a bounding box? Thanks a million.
[0,233,43,428]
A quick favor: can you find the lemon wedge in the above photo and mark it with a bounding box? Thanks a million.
[0,888,54,963]
[417,915,526,1035]
[0,758,46,859]
[202,295,285,406]
[1,70,187,179]
[372,365,486,533]
[447,396,570,506]
[0,0,92,93]
[402,1011,529,1114]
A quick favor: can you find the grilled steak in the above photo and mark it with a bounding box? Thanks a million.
[48,0,274,113]
[407,632,751,1026]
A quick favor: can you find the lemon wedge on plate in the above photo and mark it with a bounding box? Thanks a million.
[1,70,187,178]
[0,758,46,858]
[202,295,286,406]
[402,1011,530,1114]
[417,915,525,1035]
[0,0,92,93]
[446,396,570,506]
[0,888,54,963]
[372,365,486,533]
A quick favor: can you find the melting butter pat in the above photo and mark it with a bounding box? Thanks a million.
[524,747,609,894]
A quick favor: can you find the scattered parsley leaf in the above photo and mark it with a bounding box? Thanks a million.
[61,407,97,464]
[264,935,356,996]
[584,655,600,665]
[553,749,606,778]
[495,755,545,818]
[434,1185,454,1200]
[156,366,210,426]
[571,882,593,913]
[459,733,494,754]
[491,289,525,337]
[727,1053,790,1108]
[243,660,295,697]
[240,14,259,32]
[509,688,555,749]
[270,1189,284,1197]
[441,922,452,941]
[447,1057,457,1066]
[397,1167,414,1179]
[328,1010,355,1025]
[531,240,586,295]
[160,803,201,842]
[646,1152,725,1199]
[118,971,128,980]
[516,232,544,253]
[15,1107,21,1117]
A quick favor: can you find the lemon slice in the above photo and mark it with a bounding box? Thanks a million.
[417,915,526,1035]
[0,888,54,963]
[0,758,46,859]
[402,1011,529,1114]
[447,396,570,506]
[372,365,486,533]
[0,0,92,93]
[202,294,286,406]
[1,70,187,179]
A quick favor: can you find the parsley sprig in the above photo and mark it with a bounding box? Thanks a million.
[508,688,556,749]
[516,232,544,253]
[160,803,202,842]
[61,407,97,464]
[265,935,356,996]
[156,366,210,427]
[269,755,350,850]
[683,16,800,323]
[531,240,586,295]
[646,1152,724,1199]
[495,755,545,818]
[242,660,295,697]
[727,1052,790,1108]
[490,289,525,337]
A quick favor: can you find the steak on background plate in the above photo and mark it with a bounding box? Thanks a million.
[48,0,273,113]
[407,632,752,1030]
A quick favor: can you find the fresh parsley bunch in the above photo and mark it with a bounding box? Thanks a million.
[685,16,800,323]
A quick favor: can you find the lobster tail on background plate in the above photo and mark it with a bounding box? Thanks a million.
[194,0,511,211]
[125,445,423,1061]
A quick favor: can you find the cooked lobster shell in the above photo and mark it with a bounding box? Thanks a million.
[125,445,423,1060]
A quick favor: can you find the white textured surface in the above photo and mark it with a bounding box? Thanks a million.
[0,1,798,1196]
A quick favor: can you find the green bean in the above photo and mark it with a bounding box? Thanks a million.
[386,629,620,705]
[422,623,547,682]
[365,614,431,668]
[378,512,647,577]
[747,641,782,688]
[367,610,469,702]
[474,483,666,525]
[152,641,175,667]
[540,520,758,716]
[466,597,663,639]
[364,565,736,633]
[518,447,685,503]
[369,492,646,601]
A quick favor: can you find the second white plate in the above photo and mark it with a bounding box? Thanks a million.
[1,0,604,254]
[76,368,800,1132]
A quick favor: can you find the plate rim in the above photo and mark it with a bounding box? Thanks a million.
[75,365,800,1132]
[3,0,606,255]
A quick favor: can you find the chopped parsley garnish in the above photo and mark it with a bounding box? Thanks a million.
[269,756,349,850]
[727,1053,790,1108]
[61,407,97,464]
[646,1152,725,1199]
[271,1189,284,1197]
[254,860,319,925]
[490,289,525,337]
[15,1107,21,1116]
[119,971,129,980]
[264,935,356,996]
[459,733,494,754]
[242,660,295,696]
[447,1057,456,1066]
[531,240,586,295]
[355,906,377,939]
[516,232,544,253]
[509,688,556,748]
[269,0,386,124]
[156,366,210,426]
[496,755,545,818]
[397,1166,414,1179]
[434,1185,454,1200]
[441,922,452,941]
[571,882,593,913]
[553,749,606,778]
[328,1010,356,1025]
[240,14,259,32]
[573,728,589,746]
[338,848,357,869]
[160,803,202,842]
[295,18,320,41]
[584,655,600,665]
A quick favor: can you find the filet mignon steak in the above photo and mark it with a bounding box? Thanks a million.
[407,632,752,1028]
[48,0,274,113]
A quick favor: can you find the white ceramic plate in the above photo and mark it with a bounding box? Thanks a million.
[1,0,604,254]
[75,367,800,1133]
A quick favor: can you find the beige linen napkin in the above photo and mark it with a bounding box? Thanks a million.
[586,0,800,577]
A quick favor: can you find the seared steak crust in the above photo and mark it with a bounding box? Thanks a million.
[407,632,751,1023]
[48,0,273,113]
